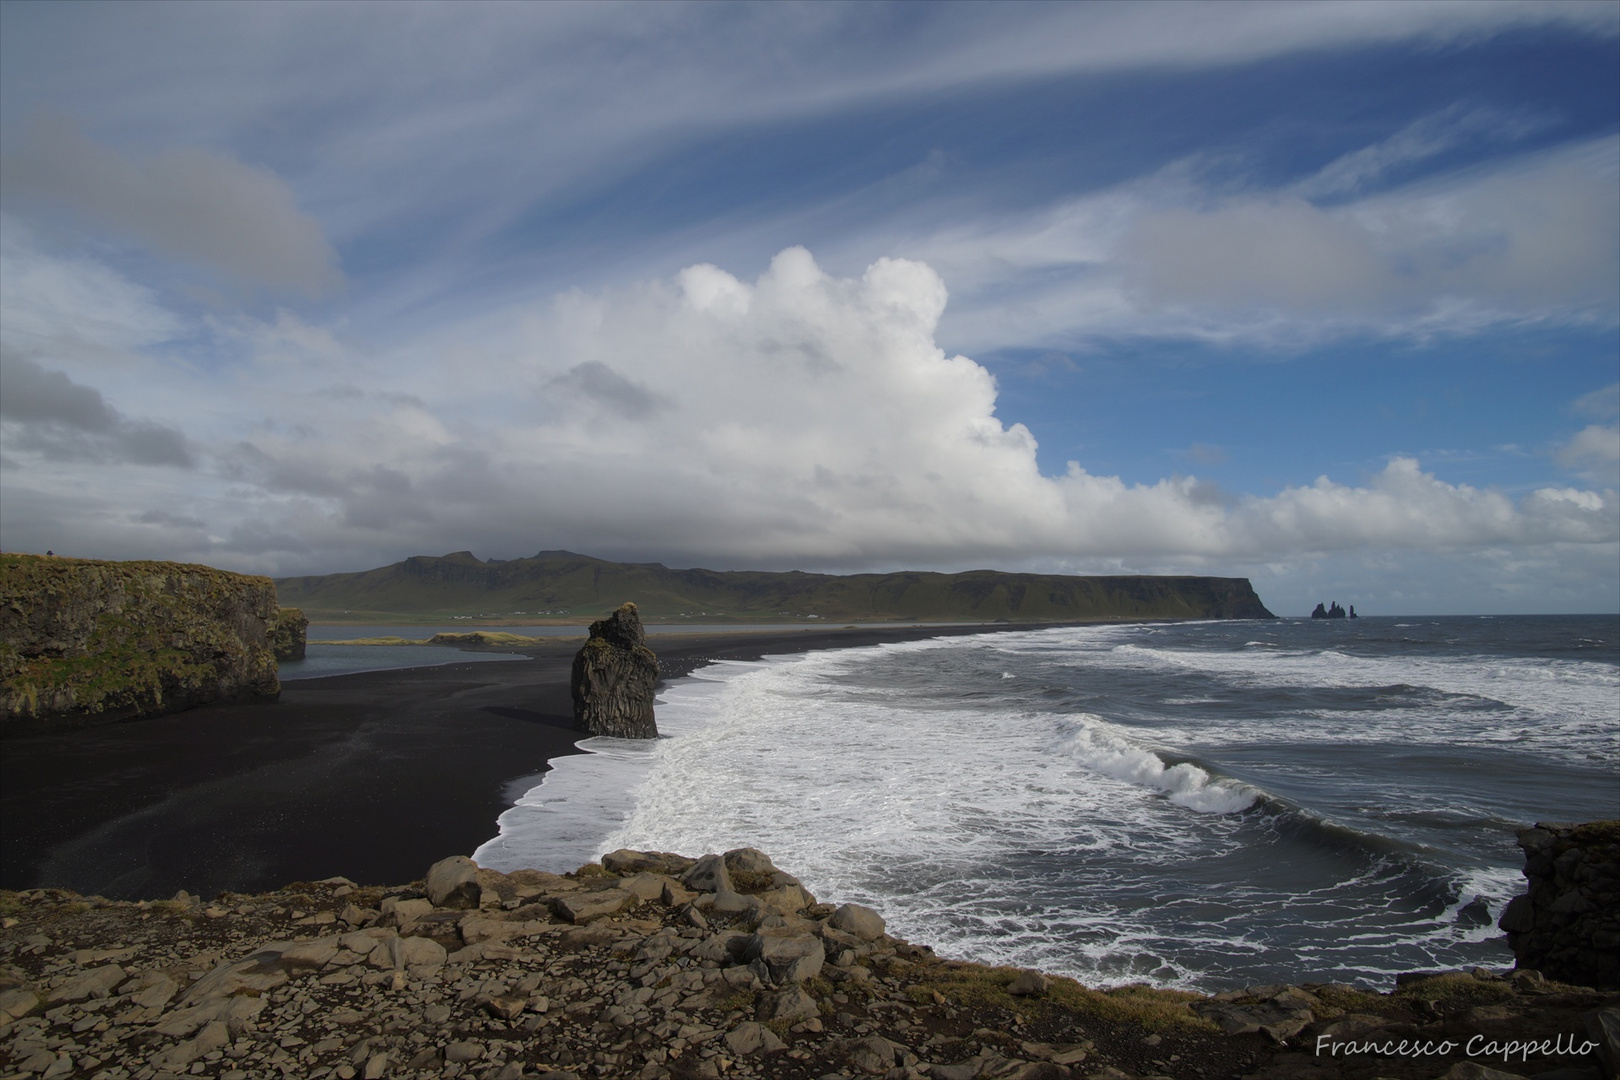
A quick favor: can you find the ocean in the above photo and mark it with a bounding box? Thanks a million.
[472,615,1618,993]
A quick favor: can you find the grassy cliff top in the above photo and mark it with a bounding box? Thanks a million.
[276,550,1275,624]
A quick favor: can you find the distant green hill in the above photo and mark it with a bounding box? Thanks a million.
[274,550,1275,624]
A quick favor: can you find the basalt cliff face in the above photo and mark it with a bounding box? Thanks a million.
[0,554,283,734]
[571,602,659,739]
[269,606,309,661]
[1499,821,1620,990]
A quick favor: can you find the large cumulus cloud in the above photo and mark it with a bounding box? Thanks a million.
[3,241,1611,612]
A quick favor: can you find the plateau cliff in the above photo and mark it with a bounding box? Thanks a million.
[0,554,283,734]
[276,550,1276,623]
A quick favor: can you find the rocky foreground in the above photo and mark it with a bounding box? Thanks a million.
[1,849,1616,1080]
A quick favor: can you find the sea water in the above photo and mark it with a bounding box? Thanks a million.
[473,616,1619,992]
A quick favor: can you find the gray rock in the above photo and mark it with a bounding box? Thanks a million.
[830,903,886,941]
[1587,1006,1620,1079]
[725,1020,787,1055]
[46,963,124,1002]
[681,854,733,894]
[425,856,482,909]
[746,932,825,985]
[619,872,671,900]
[0,987,39,1023]
[711,889,760,915]
[1008,970,1048,996]
[768,985,822,1023]
[839,1034,902,1075]
[554,889,633,923]
[1438,1064,1528,1080]
[571,603,659,738]
[445,1040,485,1063]
[688,931,749,964]
[1193,994,1313,1043]
[724,848,778,874]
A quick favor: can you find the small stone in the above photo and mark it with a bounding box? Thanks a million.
[725,1021,786,1056]
[446,1040,485,1063]
[486,995,527,1020]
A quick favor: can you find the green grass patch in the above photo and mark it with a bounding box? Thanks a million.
[323,636,429,646]
[914,963,1216,1033]
[1393,974,1514,1006]
[717,989,756,1013]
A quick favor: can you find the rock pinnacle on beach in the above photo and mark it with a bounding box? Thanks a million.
[570,601,659,739]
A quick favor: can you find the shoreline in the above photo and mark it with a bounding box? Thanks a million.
[0,621,1067,902]
[2,848,1614,1080]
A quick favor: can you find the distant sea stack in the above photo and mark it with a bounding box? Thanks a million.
[571,601,659,738]
[1310,601,1357,619]
[0,553,285,734]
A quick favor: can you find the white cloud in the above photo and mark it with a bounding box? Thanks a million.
[0,217,181,363]
[3,245,1611,604]
[1573,382,1620,419]
[904,137,1620,351]
[1295,104,1552,200]
[0,118,339,292]
[1557,424,1620,477]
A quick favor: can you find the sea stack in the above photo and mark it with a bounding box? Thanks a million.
[570,601,658,738]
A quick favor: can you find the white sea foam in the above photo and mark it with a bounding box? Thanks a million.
[474,619,1615,991]
[1056,717,1259,814]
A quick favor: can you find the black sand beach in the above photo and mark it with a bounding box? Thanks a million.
[0,623,1036,901]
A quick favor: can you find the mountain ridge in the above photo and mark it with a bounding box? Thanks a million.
[274,550,1276,623]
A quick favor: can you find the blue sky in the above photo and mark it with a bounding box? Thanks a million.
[1,1,1616,614]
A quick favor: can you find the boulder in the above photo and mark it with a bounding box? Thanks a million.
[767,985,821,1022]
[425,856,482,909]
[570,602,658,738]
[554,889,633,923]
[1008,970,1049,996]
[746,931,825,985]
[830,902,886,941]
[681,853,733,894]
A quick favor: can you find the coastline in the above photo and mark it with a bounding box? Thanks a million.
[0,621,1066,902]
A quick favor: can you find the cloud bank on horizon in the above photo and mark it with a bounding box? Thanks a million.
[0,1,1616,614]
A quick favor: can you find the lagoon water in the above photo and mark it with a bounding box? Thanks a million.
[473,616,1618,992]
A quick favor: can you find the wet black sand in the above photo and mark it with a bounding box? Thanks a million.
[0,623,1043,900]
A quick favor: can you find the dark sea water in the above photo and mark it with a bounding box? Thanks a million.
[475,615,1619,992]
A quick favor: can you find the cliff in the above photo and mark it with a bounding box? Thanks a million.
[0,554,282,734]
[269,606,309,661]
[1498,821,1620,990]
[276,550,1276,623]
[1,848,1615,1080]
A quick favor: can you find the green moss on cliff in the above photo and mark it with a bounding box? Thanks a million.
[269,606,309,661]
[0,553,283,732]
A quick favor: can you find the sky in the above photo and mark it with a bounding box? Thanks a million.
[0,1,1616,616]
